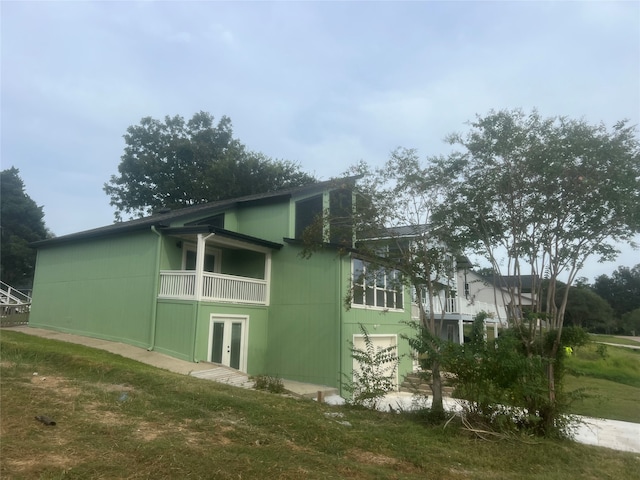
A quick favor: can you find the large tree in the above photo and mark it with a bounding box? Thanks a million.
[0,167,50,289]
[593,264,640,318]
[104,112,317,220]
[432,109,640,431]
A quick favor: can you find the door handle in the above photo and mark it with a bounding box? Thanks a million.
[226,346,230,353]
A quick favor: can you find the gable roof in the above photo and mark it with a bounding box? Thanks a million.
[32,177,358,248]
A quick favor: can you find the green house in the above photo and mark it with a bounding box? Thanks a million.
[29,178,415,394]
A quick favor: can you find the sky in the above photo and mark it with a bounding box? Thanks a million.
[2,0,639,282]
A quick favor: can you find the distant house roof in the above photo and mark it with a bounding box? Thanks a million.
[32,177,358,248]
[479,274,540,292]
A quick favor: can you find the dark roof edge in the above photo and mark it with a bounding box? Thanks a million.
[30,222,169,248]
[31,175,361,249]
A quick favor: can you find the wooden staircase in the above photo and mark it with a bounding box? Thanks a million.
[1,281,31,326]
[399,372,455,397]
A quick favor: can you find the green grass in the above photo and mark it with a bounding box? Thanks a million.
[565,342,640,388]
[564,375,640,423]
[563,341,640,423]
[2,330,639,479]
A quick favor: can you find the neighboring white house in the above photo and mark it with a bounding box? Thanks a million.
[412,265,536,346]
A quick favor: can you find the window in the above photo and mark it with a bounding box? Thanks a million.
[329,188,353,245]
[352,258,403,310]
[295,195,323,240]
[183,245,220,273]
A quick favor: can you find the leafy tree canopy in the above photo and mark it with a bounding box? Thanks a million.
[104,112,317,220]
[593,264,640,317]
[551,282,615,333]
[0,167,50,289]
[432,109,640,330]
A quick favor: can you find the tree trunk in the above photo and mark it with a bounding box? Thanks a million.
[431,359,444,413]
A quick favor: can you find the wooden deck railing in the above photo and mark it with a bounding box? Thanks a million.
[158,271,268,305]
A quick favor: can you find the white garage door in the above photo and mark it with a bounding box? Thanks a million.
[352,334,399,391]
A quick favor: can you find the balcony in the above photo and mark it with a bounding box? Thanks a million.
[158,270,268,305]
[412,296,508,322]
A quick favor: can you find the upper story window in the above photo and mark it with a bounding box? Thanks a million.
[352,258,404,310]
[329,188,353,245]
[295,189,354,245]
[295,195,323,240]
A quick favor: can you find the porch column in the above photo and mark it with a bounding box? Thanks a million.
[264,252,272,306]
[194,234,206,301]
[458,317,464,345]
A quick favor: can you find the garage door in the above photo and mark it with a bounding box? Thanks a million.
[352,334,398,391]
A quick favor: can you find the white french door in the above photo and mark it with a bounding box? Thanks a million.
[208,315,248,372]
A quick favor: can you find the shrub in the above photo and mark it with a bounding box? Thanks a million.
[344,324,399,409]
[443,313,589,438]
[253,375,286,394]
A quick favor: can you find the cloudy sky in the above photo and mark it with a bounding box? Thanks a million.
[2,1,638,281]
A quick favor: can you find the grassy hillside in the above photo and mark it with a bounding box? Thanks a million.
[1,330,639,479]
[564,338,640,423]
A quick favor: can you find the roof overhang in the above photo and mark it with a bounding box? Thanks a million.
[161,226,283,250]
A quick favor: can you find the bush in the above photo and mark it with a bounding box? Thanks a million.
[442,314,589,438]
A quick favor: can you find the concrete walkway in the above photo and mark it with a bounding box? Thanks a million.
[4,326,638,453]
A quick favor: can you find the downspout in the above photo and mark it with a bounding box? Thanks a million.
[148,226,162,351]
[338,253,344,397]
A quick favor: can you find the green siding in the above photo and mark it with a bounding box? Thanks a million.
[154,301,196,361]
[30,231,158,347]
[266,246,341,387]
[235,202,289,243]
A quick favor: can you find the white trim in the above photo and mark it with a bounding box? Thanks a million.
[207,314,249,373]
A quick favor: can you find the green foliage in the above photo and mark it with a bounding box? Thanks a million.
[253,374,286,394]
[441,314,590,437]
[428,108,639,433]
[104,111,316,220]
[554,283,616,333]
[620,308,640,335]
[344,324,399,409]
[593,264,640,318]
[435,110,640,324]
[0,167,50,288]
[596,343,609,359]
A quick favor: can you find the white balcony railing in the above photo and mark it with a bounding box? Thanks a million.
[158,270,268,305]
[413,297,508,321]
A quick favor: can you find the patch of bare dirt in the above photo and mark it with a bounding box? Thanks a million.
[349,448,400,466]
[29,374,82,398]
[347,448,421,475]
[2,453,75,476]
